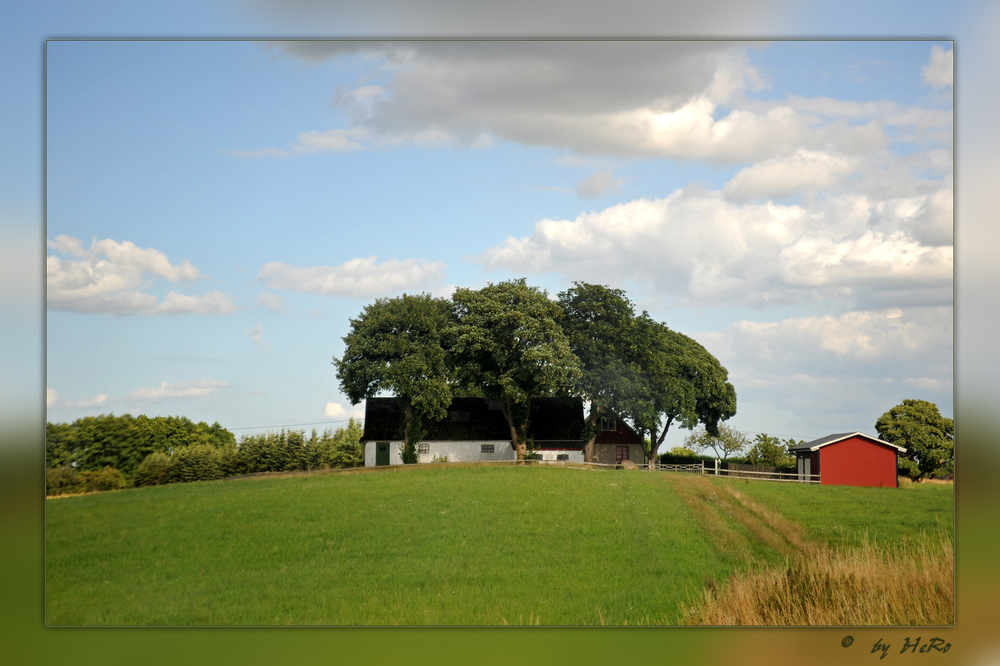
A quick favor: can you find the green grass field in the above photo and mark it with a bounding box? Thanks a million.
[45,466,953,625]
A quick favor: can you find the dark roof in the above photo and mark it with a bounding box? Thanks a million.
[790,432,906,453]
[362,396,586,444]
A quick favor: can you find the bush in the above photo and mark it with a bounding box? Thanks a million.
[169,444,222,483]
[78,466,127,492]
[134,452,172,487]
[47,466,81,495]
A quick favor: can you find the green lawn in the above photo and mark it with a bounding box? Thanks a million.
[710,477,954,549]
[45,466,953,625]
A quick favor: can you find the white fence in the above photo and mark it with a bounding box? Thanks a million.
[363,458,821,483]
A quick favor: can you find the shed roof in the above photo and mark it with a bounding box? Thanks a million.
[790,432,906,453]
[362,396,586,444]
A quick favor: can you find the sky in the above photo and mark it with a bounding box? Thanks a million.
[41,36,954,452]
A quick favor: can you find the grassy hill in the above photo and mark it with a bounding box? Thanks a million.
[45,465,953,625]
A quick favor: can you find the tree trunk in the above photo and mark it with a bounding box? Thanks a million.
[648,424,658,472]
[498,396,529,462]
[582,407,600,464]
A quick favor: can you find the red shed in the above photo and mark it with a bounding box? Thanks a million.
[789,432,905,487]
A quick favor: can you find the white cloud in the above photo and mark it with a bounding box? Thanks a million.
[47,236,236,315]
[693,307,953,432]
[709,308,952,364]
[724,149,857,200]
[245,322,269,349]
[477,188,952,308]
[222,147,291,158]
[294,127,368,152]
[125,378,229,404]
[922,45,953,89]
[69,394,111,408]
[576,170,624,198]
[258,256,446,298]
[153,291,238,315]
[257,291,285,311]
[324,400,365,420]
[323,402,348,419]
[47,387,57,409]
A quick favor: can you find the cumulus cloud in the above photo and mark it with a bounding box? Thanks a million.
[47,387,57,409]
[724,150,857,200]
[47,236,237,315]
[324,400,365,420]
[922,45,953,89]
[258,256,446,299]
[69,394,111,408]
[477,187,952,308]
[576,170,624,198]
[693,306,953,432]
[243,42,952,165]
[125,378,229,404]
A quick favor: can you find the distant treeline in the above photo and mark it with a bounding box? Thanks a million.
[46,414,363,495]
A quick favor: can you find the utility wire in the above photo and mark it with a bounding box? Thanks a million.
[229,418,363,431]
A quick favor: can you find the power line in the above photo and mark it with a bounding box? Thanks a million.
[229,418,363,432]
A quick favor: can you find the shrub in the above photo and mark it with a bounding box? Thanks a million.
[47,466,81,495]
[78,466,127,492]
[134,452,172,487]
[169,444,222,483]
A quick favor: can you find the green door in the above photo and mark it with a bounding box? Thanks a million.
[376,442,390,466]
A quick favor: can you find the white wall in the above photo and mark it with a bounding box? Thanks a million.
[366,440,517,465]
[538,450,585,462]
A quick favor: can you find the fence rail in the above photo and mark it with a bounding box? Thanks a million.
[701,463,820,483]
[365,458,821,483]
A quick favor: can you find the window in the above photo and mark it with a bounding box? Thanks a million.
[616,446,630,462]
[601,416,617,431]
[417,443,429,454]
[450,411,470,422]
[481,444,495,454]
[556,454,569,461]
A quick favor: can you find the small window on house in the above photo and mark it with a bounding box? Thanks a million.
[556,454,569,461]
[601,416,617,431]
[481,444,495,454]
[616,446,630,462]
[450,411,470,422]
[417,443,430,454]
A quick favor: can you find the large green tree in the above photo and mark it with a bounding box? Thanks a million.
[875,399,954,479]
[334,293,454,463]
[556,282,644,462]
[450,279,582,460]
[629,316,738,470]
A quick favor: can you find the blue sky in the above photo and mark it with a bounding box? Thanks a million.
[41,36,954,451]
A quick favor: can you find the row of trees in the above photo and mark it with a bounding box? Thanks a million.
[46,414,235,478]
[46,416,364,495]
[663,426,801,467]
[335,279,737,469]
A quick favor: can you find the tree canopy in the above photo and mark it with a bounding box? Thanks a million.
[556,282,644,461]
[334,293,454,462]
[684,424,748,461]
[450,279,582,459]
[628,316,737,469]
[875,399,954,479]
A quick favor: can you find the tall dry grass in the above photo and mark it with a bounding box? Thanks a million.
[682,531,953,625]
